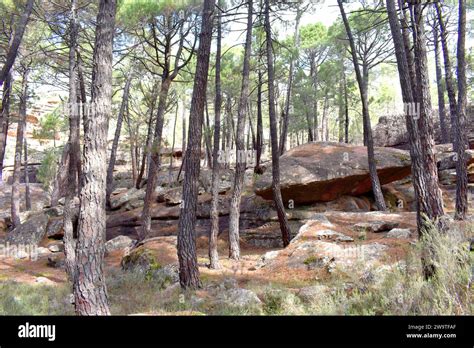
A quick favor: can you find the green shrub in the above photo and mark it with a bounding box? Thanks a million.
[37,148,60,192]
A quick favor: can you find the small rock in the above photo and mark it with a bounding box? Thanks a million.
[46,218,64,239]
[47,255,65,269]
[48,243,64,253]
[315,229,342,239]
[354,221,399,233]
[147,264,179,287]
[105,235,135,253]
[386,228,411,239]
[35,247,51,257]
[121,246,159,273]
[14,249,30,259]
[255,250,280,269]
[217,288,262,309]
[336,235,354,242]
[110,188,145,210]
[297,285,328,303]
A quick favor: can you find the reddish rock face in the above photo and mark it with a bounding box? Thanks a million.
[255,142,412,205]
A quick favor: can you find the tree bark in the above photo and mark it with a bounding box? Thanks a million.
[209,4,222,269]
[398,1,417,96]
[412,2,445,278]
[412,3,444,221]
[311,62,318,141]
[338,0,387,212]
[228,0,253,260]
[264,0,291,247]
[182,97,187,157]
[305,109,314,142]
[435,2,458,147]
[177,0,215,289]
[454,0,468,220]
[64,0,80,282]
[0,0,34,87]
[385,0,444,279]
[11,68,28,229]
[126,106,137,184]
[106,73,132,207]
[433,25,449,144]
[136,82,158,189]
[23,138,31,211]
[169,103,179,185]
[139,77,171,241]
[321,91,329,142]
[338,67,345,143]
[50,144,70,207]
[279,6,302,155]
[73,0,116,316]
[0,71,12,182]
[254,69,264,174]
[344,70,349,143]
[204,102,213,168]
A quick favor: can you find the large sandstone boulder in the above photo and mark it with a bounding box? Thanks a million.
[255,142,412,204]
[6,213,49,245]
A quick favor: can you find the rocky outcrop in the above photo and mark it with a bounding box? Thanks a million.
[373,106,474,149]
[110,188,146,210]
[255,142,412,205]
[105,235,135,253]
[215,288,262,310]
[6,213,49,245]
[120,236,178,272]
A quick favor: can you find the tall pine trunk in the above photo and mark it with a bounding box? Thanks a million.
[433,25,449,144]
[106,74,132,207]
[264,0,291,247]
[338,0,387,212]
[169,104,179,185]
[126,106,137,184]
[209,4,223,269]
[11,68,28,229]
[64,0,80,282]
[177,0,215,289]
[228,0,253,260]
[412,3,444,221]
[0,71,12,182]
[254,70,264,174]
[279,7,302,155]
[385,0,444,279]
[435,2,458,147]
[139,77,171,241]
[136,82,158,189]
[73,0,116,316]
[0,0,34,87]
[344,72,349,143]
[338,66,345,143]
[23,138,31,211]
[454,0,468,220]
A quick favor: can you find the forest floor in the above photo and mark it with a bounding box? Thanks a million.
[0,162,472,315]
